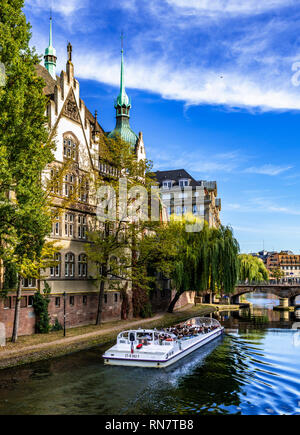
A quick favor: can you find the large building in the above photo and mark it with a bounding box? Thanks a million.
[155,169,221,228]
[0,19,146,335]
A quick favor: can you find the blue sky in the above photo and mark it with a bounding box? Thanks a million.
[24,0,300,253]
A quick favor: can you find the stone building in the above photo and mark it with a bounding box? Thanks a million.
[0,19,146,336]
[155,169,221,228]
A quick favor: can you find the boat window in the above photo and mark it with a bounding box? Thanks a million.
[121,332,129,339]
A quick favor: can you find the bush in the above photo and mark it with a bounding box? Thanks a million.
[51,318,63,332]
[32,283,51,334]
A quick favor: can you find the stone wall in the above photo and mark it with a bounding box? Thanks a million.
[150,289,195,312]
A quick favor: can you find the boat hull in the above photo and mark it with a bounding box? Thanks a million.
[103,327,224,368]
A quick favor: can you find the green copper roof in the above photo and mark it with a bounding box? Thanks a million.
[108,123,138,146]
[115,49,131,108]
[44,17,56,79]
[108,46,137,147]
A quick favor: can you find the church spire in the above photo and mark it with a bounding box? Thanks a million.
[44,14,57,79]
[115,33,131,111]
[108,36,138,147]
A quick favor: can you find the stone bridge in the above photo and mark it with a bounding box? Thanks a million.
[230,284,300,307]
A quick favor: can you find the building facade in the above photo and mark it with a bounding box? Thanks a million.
[0,20,147,336]
[155,169,221,228]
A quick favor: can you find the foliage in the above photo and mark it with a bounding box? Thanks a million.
[32,283,51,334]
[51,318,63,332]
[3,260,17,290]
[271,266,284,282]
[238,254,269,283]
[86,134,175,323]
[0,0,57,341]
[167,216,240,312]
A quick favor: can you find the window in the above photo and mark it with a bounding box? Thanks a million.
[50,253,61,277]
[114,293,118,303]
[28,296,34,307]
[64,174,76,198]
[21,297,27,308]
[83,295,87,305]
[64,136,77,161]
[22,278,37,288]
[70,296,74,306]
[4,297,11,309]
[79,177,89,203]
[55,297,60,307]
[65,253,75,277]
[179,179,189,187]
[163,181,172,189]
[53,215,61,236]
[65,213,74,237]
[193,205,198,215]
[176,206,182,216]
[78,254,87,277]
[104,294,108,304]
[78,215,87,240]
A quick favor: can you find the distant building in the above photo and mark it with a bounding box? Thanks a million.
[155,169,221,228]
[251,250,300,283]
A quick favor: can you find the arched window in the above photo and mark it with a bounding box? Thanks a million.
[78,254,87,277]
[65,253,75,277]
[50,253,61,277]
[63,134,78,161]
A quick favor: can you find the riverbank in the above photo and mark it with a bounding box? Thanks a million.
[0,303,239,370]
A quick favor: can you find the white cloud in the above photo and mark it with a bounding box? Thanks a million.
[26,0,89,17]
[165,0,295,16]
[71,50,300,111]
[244,164,293,176]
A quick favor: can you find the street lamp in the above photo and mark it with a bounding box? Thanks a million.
[63,291,66,337]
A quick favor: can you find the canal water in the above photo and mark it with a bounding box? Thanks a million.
[0,293,299,415]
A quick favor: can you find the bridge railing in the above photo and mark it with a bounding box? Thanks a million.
[237,280,300,286]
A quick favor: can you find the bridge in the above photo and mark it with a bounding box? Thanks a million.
[230,284,300,307]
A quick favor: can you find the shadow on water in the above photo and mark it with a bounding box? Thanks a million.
[0,293,299,415]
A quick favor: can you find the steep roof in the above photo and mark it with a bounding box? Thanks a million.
[35,63,106,134]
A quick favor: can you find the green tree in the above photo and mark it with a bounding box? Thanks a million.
[0,0,55,341]
[271,266,284,283]
[238,254,269,283]
[86,134,176,324]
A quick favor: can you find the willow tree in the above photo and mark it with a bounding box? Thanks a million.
[168,217,240,313]
[238,254,269,283]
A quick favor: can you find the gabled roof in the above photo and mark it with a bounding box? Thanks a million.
[35,63,105,134]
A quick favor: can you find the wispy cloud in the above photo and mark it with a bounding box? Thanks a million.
[26,0,89,17]
[244,164,293,176]
[165,0,295,16]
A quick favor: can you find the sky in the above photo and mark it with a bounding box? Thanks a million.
[23,0,300,253]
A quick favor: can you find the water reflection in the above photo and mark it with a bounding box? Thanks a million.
[0,293,299,415]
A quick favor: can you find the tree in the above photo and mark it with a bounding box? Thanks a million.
[167,218,240,313]
[85,134,176,324]
[238,254,269,283]
[0,0,56,341]
[271,266,284,283]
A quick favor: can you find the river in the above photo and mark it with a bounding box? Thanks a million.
[0,293,299,415]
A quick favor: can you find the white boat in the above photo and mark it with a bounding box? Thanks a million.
[103,317,224,368]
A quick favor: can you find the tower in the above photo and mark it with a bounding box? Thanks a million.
[44,15,57,79]
[108,39,138,146]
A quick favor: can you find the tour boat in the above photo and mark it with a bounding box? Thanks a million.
[103,317,224,368]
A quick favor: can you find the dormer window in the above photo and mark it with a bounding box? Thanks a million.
[179,179,189,187]
[63,134,78,161]
[163,181,172,189]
